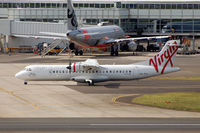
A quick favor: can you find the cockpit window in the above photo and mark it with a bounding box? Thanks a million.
[24,68,32,71]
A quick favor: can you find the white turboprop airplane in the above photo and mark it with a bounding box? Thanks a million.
[15,40,180,86]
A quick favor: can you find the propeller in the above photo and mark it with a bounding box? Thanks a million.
[66,50,73,73]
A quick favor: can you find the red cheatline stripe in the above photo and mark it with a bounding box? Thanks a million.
[73,62,76,72]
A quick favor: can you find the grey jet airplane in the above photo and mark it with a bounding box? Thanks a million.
[14,0,169,56]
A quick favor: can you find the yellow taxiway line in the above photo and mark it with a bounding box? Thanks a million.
[112,94,140,106]
[0,88,40,117]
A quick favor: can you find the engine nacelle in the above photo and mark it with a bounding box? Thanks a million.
[71,77,85,83]
[69,43,75,50]
[128,41,137,51]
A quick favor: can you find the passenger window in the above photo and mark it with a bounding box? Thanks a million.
[82,71,84,73]
[106,71,108,73]
[96,70,98,73]
[110,71,112,73]
[116,71,118,73]
[62,70,64,73]
[119,71,121,73]
[129,71,131,73]
[56,70,58,73]
[53,71,55,73]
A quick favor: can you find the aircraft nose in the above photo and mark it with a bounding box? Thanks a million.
[67,31,73,38]
[67,30,79,40]
[15,71,25,79]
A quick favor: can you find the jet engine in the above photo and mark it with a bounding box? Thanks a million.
[69,43,75,50]
[127,41,137,51]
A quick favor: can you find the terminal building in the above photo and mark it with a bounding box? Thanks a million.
[0,0,200,52]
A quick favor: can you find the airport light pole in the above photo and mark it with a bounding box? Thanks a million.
[192,35,195,53]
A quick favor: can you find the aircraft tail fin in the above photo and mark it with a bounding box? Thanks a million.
[136,40,180,74]
[67,0,78,30]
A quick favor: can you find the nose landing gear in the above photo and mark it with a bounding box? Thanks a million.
[24,81,27,85]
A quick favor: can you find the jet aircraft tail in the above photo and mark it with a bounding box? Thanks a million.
[67,0,78,30]
[136,40,180,74]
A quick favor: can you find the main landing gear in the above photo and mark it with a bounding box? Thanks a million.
[69,43,83,56]
[110,45,118,56]
[88,82,94,86]
[74,49,83,56]
[86,80,94,86]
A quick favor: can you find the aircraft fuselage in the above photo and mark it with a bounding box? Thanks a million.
[67,25,125,48]
[15,64,161,83]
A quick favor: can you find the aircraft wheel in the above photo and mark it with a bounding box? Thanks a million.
[24,81,27,85]
[88,82,94,86]
[75,50,79,56]
[114,51,118,56]
[110,51,114,56]
[110,46,114,56]
[79,50,83,55]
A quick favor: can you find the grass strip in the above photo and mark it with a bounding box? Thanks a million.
[133,92,200,112]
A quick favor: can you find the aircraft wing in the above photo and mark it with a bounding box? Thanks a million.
[12,34,68,40]
[40,32,66,37]
[80,59,104,70]
[114,36,169,43]
[98,36,169,46]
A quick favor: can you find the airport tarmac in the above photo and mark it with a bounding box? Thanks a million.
[0,52,200,118]
[0,118,200,133]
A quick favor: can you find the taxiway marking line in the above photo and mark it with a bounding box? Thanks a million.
[1,123,200,126]
[112,94,139,105]
[0,88,40,116]
[90,124,200,126]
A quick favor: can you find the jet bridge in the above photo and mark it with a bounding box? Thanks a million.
[0,20,68,47]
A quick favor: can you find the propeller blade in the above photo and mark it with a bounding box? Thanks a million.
[68,50,73,74]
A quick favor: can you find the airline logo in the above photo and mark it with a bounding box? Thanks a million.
[81,29,91,42]
[68,9,78,27]
[149,41,179,74]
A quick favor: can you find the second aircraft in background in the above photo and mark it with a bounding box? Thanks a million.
[14,0,169,56]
